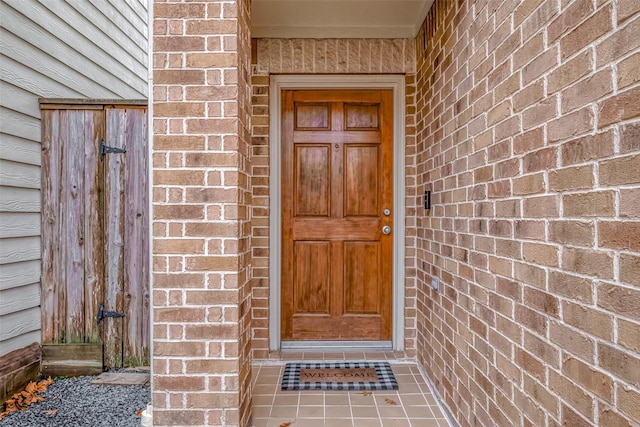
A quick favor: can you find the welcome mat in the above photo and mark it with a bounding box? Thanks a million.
[281,362,398,391]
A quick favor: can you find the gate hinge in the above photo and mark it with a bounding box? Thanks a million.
[100,138,126,160]
[97,303,125,324]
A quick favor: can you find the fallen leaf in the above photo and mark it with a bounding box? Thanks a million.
[136,409,144,417]
[0,377,55,420]
[44,409,58,415]
[279,422,293,427]
[385,398,397,405]
[360,391,373,396]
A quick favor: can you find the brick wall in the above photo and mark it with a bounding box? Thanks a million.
[414,0,640,426]
[250,38,418,358]
[152,0,252,425]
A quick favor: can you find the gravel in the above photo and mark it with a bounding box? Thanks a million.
[0,375,150,427]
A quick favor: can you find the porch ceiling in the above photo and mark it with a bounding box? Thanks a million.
[251,0,434,39]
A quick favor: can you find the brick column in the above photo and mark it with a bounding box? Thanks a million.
[152,1,252,426]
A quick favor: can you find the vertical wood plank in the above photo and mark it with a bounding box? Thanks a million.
[103,108,125,368]
[64,111,86,343]
[84,110,104,343]
[55,111,68,343]
[41,109,59,343]
[122,107,149,365]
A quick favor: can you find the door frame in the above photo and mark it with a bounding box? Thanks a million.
[269,75,406,351]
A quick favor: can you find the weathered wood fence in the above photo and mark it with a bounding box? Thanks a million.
[40,101,149,372]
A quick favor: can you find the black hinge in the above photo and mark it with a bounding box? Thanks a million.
[97,303,125,324]
[100,138,126,160]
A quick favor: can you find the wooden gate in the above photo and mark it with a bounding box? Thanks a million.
[40,101,149,373]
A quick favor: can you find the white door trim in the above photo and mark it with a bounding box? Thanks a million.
[269,75,406,351]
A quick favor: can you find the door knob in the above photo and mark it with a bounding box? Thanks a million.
[382,225,391,235]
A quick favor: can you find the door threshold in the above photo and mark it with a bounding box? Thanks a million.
[281,340,393,352]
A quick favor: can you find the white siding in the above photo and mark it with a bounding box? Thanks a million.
[0,0,148,357]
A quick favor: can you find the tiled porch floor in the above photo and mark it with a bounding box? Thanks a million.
[251,357,451,427]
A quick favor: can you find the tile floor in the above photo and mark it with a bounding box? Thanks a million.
[250,361,451,427]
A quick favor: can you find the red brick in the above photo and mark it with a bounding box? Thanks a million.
[549,371,594,419]
[186,20,237,35]
[154,239,205,255]
[522,96,557,129]
[154,70,204,85]
[600,154,640,185]
[548,106,594,143]
[523,47,558,85]
[619,319,640,353]
[548,50,592,94]
[563,301,613,340]
[523,242,559,267]
[597,283,640,321]
[560,5,612,59]
[599,405,634,427]
[597,15,640,66]
[620,121,640,154]
[154,170,205,185]
[618,381,640,422]
[154,136,205,150]
[560,130,614,166]
[523,195,559,217]
[549,320,595,361]
[515,347,545,381]
[563,191,615,217]
[548,0,594,42]
[618,51,640,90]
[154,205,204,220]
[514,127,544,154]
[620,254,640,287]
[524,286,559,316]
[563,247,614,279]
[598,343,640,385]
[598,86,640,128]
[154,4,206,19]
[513,79,544,112]
[598,221,640,251]
[153,410,205,426]
[563,356,613,402]
[523,147,557,173]
[621,189,640,218]
[619,0,640,23]
[548,165,594,192]
[561,404,593,426]
[548,220,594,247]
[513,173,545,195]
[186,53,238,68]
[155,36,204,52]
[561,68,613,113]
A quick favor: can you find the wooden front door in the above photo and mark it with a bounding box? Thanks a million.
[41,103,149,371]
[281,89,394,341]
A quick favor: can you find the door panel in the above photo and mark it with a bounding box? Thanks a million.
[293,242,331,314]
[282,89,393,341]
[344,145,379,216]
[344,242,380,315]
[295,145,330,216]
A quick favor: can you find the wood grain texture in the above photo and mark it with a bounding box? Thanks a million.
[282,89,394,341]
[0,260,40,291]
[40,106,148,368]
[41,343,102,377]
[104,108,126,368]
[121,107,150,366]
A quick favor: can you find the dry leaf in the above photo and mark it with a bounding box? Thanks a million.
[360,391,373,396]
[44,409,58,415]
[279,422,293,427]
[136,409,144,417]
[0,377,55,420]
[384,398,397,405]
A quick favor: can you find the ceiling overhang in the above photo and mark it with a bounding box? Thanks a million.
[251,0,434,39]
